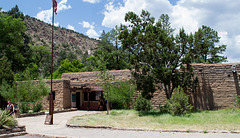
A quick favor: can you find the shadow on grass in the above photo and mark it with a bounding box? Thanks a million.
[138,108,169,117]
[138,108,200,117]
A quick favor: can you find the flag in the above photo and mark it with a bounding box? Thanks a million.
[53,0,57,14]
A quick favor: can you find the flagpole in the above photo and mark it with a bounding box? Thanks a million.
[49,0,55,125]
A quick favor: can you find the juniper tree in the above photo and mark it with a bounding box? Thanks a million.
[119,10,195,99]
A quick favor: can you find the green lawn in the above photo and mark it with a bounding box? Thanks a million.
[69,109,240,131]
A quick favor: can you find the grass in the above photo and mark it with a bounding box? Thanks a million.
[68,109,240,131]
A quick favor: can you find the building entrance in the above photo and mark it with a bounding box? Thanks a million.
[76,92,80,110]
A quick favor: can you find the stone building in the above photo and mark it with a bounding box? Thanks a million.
[41,63,240,111]
[150,63,240,110]
[190,63,240,110]
[42,70,131,111]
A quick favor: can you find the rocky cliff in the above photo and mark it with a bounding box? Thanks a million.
[24,15,99,58]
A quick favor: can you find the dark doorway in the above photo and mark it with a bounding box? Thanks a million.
[76,92,80,110]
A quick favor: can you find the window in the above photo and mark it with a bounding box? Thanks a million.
[84,91,102,101]
[95,91,101,100]
[72,93,76,102]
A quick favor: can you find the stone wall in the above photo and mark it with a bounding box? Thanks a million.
[42,79,71,110]
[133,63,240,110]
[150,88,166,109]
[189,63,240,110]
[63,80,71,109]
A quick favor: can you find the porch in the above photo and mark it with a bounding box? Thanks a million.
[70,84,105,111]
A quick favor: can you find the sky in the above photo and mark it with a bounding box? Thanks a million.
[1,0,240,63]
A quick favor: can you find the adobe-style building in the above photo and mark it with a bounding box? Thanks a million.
[41,63,240,111]
[42,70,131,111]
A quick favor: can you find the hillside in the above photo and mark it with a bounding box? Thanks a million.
[23,15,99,59]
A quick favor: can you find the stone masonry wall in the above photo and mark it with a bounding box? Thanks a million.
[134,63,240,110]
[190,63,240,110]
[63,80,71,109]
[150,88,166,109]
[42,79,71,111]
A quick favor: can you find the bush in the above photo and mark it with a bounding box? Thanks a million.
[0,76,49,104]
[0,110,17,129]
[19,103,30,114]
[159,105,169,114]
[32,102,43,113]
[134,95,152,111]
[235,96,240,107]
[166,86,193,116]
[108,81,136,109]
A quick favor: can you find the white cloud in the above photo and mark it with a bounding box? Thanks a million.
[36,0,71,24]
[86,29,100,39]
[170,5,200,34]
[54,22,60,27]
[67,25,75,31]
[36,8,52,24]
[83,0,101,4]
[102,0,240,63]
[102,0,172,28]
[80,21,92,28]
[58,0,72,11]
[79,21,100,39]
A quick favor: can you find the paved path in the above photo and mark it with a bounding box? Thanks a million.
[17,111,240,138]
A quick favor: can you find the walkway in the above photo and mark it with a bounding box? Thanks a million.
[17,111,240,138]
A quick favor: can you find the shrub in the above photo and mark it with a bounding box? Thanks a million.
[134,95,152,111]
[166,86,193,116]
[32,102,43,113]
[235,96,240,108]
[159,105,169,114]
[19,103,30,114]
[0,76,49,104]
[0,110,17,129]
[108,81,136,109]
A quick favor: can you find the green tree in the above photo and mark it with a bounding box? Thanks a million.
[15,63,39,81]
[6,5,24,19]
[52,59,84,79]
[119,10,195,99]
[193,25,227,63]
[28,44,51,78]
[156,14,175,36]
[95,54,117,114]
[0,56,14,85]
[57,50,78,69]
[0,12,29,72]
[29,45,50,67]
[96,27,129,70]
[82,56,102,71]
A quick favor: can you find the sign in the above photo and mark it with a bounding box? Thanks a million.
[44,115,52,125]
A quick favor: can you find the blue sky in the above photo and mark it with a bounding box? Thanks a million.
[1,0,240,63]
